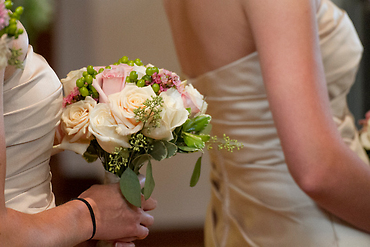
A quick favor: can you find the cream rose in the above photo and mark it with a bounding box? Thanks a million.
[109,84,156,136]
[181,83,208,117]
[61,67,86,96]
[89,103,131,153]
[142,88,189,140]
[56,96,96,154]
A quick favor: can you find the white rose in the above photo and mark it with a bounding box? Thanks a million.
[61,67,86,96]
[56,96,96,154]
[89,103,131,153]
[181,84,208,117]
[109,84,156,136]
[143,88,189,140]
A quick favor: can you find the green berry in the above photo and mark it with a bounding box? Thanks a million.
[88,84,97,93]
[126,76,131,82]
[85,74,93,84]
[7,24,17,36]
[146,67,153,76]
[5,1,13,9]
[83,71,88,77]
[105,66,112,69]
[79,87,89,97]
[127,60,135,66]
[15,6,24,16]
[134,58,143,66]
[137,79,146,87]
[120,56,129,64]
[129,71,138,81]
[152,83,160,93]
[98,68,104,73]
[152,67,159,75]
[9,19,17,25]
[142,75,152,82]
[76,78,85,88]
[87,65,95,75]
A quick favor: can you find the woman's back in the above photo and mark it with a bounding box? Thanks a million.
[164,0,370,246]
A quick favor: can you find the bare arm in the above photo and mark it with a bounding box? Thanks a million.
[243,0,370,232]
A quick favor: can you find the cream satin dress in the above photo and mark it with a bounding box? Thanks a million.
[188,0,370,246]
[3,46,63,214]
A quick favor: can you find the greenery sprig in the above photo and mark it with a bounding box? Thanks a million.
[134,95,164,131]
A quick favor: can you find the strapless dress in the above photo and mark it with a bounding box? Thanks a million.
[188,0,370,246]
[4,46,63,214]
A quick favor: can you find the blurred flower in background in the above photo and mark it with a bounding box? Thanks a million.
[13,0,55,44]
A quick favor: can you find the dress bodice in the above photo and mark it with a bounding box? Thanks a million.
[3,46,63,214]
[188,0,370,246]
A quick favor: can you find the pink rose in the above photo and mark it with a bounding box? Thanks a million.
[181,84,208,117]
[92,64,133,103]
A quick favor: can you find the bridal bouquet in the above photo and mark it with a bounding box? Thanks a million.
[55,56,242,207]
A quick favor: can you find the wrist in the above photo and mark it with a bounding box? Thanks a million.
[71,198,96,240]
[67,198,95,241]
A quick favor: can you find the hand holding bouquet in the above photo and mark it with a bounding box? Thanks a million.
[55,56,243,207]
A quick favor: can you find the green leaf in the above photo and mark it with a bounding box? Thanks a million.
[120,169,142,207]
[199,134,211,143]
[82,151,98,163]
[162,141,177,158]
[150,141,167,161]
[178,145,200,152]
[200,122,212,135]
[82,142,99,163]
[190,156,202,187]
[182,115,211,133]
[183,132,205,149]
[143,160,155,200]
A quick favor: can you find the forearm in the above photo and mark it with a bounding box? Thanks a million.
[0,200,92,247]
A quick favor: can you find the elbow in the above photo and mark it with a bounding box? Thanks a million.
[295,171,327,199]
[286,152,337,200]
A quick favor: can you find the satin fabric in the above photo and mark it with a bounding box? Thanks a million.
[4,46,63,214]
[188,0,370,246]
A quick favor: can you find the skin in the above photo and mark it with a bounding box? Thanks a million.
[164,0,370,233]
[0,23,157,246]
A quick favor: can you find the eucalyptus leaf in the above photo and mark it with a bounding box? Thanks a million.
[190,156,202,187]
[144,160,155,200]
[132,154,151,173]
[120,169,142,207]
[162,141,178,158]
[150,141,167,161]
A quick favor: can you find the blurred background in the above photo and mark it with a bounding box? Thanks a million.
[13,0,370,246]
